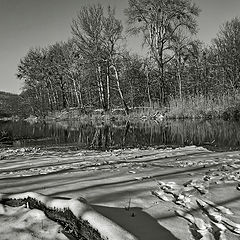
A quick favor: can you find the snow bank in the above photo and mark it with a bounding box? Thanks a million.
[0,204,67,240]
[0,191,138,240]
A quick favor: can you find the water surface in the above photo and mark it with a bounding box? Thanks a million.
[0,119,240,151]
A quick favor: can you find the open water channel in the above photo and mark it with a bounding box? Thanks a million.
[1,119,240,151]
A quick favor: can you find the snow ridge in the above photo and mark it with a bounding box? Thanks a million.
[0,192,138,240]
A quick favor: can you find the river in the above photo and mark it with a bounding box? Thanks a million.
[0,119,240,151]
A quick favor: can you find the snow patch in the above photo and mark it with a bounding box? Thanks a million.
[0,191,138,240]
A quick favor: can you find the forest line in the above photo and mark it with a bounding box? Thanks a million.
[16,0,240,119]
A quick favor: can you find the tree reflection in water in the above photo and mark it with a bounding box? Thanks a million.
[1,119,240,151]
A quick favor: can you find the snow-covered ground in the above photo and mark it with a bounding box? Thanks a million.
[0,204,68,240]
[1,146,240,239]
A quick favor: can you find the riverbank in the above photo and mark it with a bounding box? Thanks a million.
[1,146,240,239]
[35,94,240,123]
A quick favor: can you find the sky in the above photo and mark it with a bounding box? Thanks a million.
[1,0,240,94]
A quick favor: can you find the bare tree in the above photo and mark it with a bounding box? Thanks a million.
[213,17,240,93]
[102,7,124,112]
[71,4,107,110]
[72,4,130,113]
[125,0,200,103]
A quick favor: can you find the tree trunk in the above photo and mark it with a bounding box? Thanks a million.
[72,78,80,107]
[177,56,182,100]
[96,65,106,110]
[48,79,57,110]
[60,81,67,109]
[46,87,53,111]
[130,83,134,109]
[146,68,152,108]
[160,65,166,104]
[178,72,182,100]
[77,81,84,109]
[106,64,110,111]
[110,65,129,115]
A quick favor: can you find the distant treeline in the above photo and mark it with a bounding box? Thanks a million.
[16,0,240,117]
[0,91,26,118]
